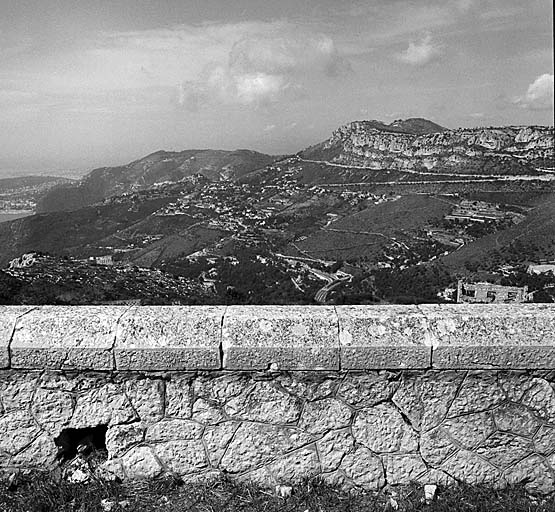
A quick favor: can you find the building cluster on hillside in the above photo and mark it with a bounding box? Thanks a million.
[425,229,468,248]
[149,177,308,241]
[8,252,40,269]
[422,199,529,252]
[527,262,555,275]
[88,255,113,266]
[338,191,399,206]
[456,281,530,303]
[445,200,524,224]
[0,198,35,213]
[308,187,398,206]
[260,165,302,189]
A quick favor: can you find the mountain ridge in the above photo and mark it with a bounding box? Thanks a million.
[36,118,554,213]
[301,121,553,174]
[37,149,277,213]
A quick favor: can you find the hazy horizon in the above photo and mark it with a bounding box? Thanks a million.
[3,116,555,180]
[1,0,553,177]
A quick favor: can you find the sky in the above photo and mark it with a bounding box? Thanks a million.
[0,0,553,175]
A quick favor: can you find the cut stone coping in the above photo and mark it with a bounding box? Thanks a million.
[419,304,555,369]
[337,305,431,369]
[0,306,35,369]
[115,305,225,370]
[1,304,554,370]
[9,306,126,370]
[222,305,339,370]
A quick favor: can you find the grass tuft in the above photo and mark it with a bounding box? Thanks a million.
[0,473,553,512]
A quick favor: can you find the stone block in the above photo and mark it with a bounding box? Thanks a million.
[105,424,144,458]
[421,304,555,369]
[337,306,431,369]
[153,439,208,475]
[203,422,239,466]
[31,388,74,435]
[123,378,165,423]
[505,454,555,495]
[339,372,398,408]
[10,433,58,468]
[145,419,203,442]
[382,453,427,485]
[475,431,534,468]
[222,306,339,370]
[114,306,224,370]
[70,383,137,428]
[220,423,314,474]
[534,425,555,455]
[266,447,320,484]
[340,446,385,490]
[192,397,226,424]
[353,403,418,453]
[298,398,352,434]
[10,306,124,370]
[440,449,504,486]
[223,380,301,424]
[0,306,35,368]
[121,446,164,479]
[317,429,354,472]
[0,409,42,455]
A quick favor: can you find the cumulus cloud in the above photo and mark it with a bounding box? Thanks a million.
[397,33,443,66]
[178,26,351,109]
[17,21,349,112]
[515,73,554,110]
[228,33,348,77]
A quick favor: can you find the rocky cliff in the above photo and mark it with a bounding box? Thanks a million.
[303,120,554,174]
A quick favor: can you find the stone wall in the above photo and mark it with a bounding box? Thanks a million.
[1,305,554,494]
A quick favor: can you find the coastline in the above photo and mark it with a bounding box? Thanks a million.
[0,210,33,223]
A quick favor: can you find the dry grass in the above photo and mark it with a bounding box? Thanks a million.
[1,473,553,512]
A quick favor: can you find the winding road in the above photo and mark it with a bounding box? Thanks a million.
[299,158,555,182]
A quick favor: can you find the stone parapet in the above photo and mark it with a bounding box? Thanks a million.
[1,304,555,370]
[1,305,554,492]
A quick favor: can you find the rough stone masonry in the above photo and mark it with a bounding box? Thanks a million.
[0,305,554,494]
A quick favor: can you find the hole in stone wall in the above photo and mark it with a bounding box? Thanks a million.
[54,425,108,461]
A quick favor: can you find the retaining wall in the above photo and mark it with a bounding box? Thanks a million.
[1,305,554,494]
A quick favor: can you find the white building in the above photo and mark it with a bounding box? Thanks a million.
[527,264,555,275]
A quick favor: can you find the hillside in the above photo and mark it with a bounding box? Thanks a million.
[441,193,555,271]
[0,118,553,305]
[1,253,211,305]
[0,195,180,265]
[37,149,276,213]
[286,195,453,262]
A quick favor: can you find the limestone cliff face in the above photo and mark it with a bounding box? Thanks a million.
[310,121,554,172]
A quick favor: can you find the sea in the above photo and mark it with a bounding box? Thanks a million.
[0,212,33,223]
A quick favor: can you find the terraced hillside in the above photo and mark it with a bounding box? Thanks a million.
[442,193,555,270]
[286,195,453,262]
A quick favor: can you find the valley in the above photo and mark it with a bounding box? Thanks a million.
[1,118,553,305]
